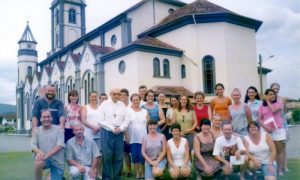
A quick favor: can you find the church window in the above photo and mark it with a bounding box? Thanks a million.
[168,8,174,13]
[181,64,186,79]
[83,71,94,105]
[111,35,117,46]
[118,60,126,74]
[69,9,76,24]
[27,66,33,77]
[163,59,170,77]
[202,55,215,94]
[153,58,160,77]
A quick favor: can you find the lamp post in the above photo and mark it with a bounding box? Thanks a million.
[259,54,275,95]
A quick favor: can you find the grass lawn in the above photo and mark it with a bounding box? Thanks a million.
[0,151,299,180]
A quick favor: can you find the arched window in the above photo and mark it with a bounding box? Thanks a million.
[153,58,160,77]
[91,78,94,91]
[181,65,186,79]
[68,9,76,24]
[163,59,170,77]
[83,71,94,105]
[27,66,32,76]
[202,55,215,94]
[84,80,88,104]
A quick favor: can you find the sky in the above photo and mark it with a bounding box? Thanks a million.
[0,0,299,105]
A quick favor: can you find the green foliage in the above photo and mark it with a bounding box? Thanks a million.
[292,108,300,123]
[0,125,15,133]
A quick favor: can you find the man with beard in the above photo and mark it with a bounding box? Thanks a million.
[32,84,65,131]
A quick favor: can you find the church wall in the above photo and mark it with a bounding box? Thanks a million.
[73,46,85,55]
[222,23,259,96]
[104,25,122,49]
[135,52,182,89]
[104,52,139,95]
[40,70,49,85]
[51,64,61,83]
[89,36,102,46]
[128,1,181,41]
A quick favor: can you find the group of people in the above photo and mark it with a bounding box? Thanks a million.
[30,82,288,180]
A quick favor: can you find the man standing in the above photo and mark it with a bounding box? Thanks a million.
[32,84,65,130]
[213,122,248,179]
[99,88,129,180]
[99,93,108,105]
[66,123,100,180]
[31,109,65,180]
[138,85,147,106]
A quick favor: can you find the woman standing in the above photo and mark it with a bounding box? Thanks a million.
[167,123,191,179]
[229,88,252,136]
[271,82,289,173]
[81,91,102,178]
[158,92,171,140]
[142,120,167,180]
[193,91,212,132]
[194,119,222,179]
[141,90,165,130]
[64,90,81,143]
[259,89,286,175]
[210,83,232,121]
[126,93,149,179]
[172,95,197,151]
[244,121,277,180]
[244,86,262,122]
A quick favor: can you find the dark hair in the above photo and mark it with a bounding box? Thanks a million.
[270,82,280,89]
[169,95,178,108]
[145,90,155,101]
[120,88,129,96]
[68,90,79,103]
[221,121,232,130]
[194,91,205,99]
[177,95,193,112]
[215,83,224,90]
[147,119,158,126]
[139,85,147,90]
[170,123,181,132]
[100,93,107,97]
[262,89,277,106]
[200,119,211,128]
[130,93,141,102]
[244,86,260,103]
[247,121,260,132]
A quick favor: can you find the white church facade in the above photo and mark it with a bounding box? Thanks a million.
[16,0,270,131]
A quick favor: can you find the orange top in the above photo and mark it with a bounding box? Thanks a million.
[210,96,232,121]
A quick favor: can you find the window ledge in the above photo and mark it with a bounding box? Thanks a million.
[153,75,171,79]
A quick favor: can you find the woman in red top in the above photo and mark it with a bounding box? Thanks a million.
[193,91,212,132]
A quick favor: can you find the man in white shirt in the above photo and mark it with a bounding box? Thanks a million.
[213,122,248,180]
[98,88,129,180]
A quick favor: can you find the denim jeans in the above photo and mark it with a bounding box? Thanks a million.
[100,128,124,180]
[44,160,64,180]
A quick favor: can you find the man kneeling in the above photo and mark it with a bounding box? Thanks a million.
[66,123,100,180]
[213,122,248,180]
[31,109,65,180]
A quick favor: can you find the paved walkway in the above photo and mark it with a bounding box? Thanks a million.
[1,125,300,158]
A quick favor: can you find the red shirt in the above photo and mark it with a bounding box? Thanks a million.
[193,105,209,127]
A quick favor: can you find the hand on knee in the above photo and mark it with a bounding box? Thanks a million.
[180,168,191,177]
[152,167,163,177]
[170,170,179,179]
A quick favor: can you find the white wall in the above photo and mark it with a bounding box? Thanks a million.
[157,22,259,97]
[104,25,122,49]
[63,4,82,47]
[128,1,181,41]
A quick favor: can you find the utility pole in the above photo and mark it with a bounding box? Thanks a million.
[259,54,263,96]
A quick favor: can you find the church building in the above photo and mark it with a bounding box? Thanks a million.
[16,0,269,131]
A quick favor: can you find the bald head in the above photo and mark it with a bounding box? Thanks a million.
[110,88,121,103]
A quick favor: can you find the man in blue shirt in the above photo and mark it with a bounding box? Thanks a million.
[32,84,65,131]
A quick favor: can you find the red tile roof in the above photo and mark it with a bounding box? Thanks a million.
[133,36,183,52]
[151,85,193,96]
[70,53,81,64]
[89,44,115,55]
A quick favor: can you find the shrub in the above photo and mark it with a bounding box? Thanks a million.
[292,108,300,123]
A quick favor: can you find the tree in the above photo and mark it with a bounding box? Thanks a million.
[292,108,300,123]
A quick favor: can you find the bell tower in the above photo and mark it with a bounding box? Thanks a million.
[50,0,86,52]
